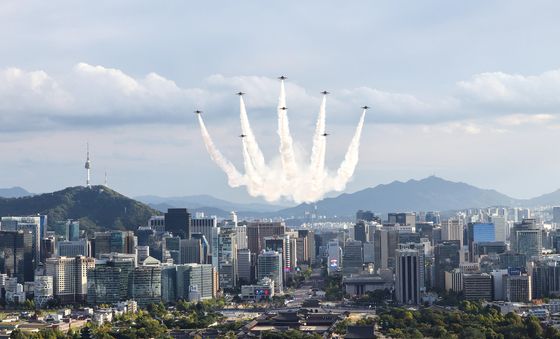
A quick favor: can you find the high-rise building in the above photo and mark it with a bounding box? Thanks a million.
[327,239,342,273]
[354,221,369,243]
[374,226,399,270]
[553,207,560,224]
[395,244,424,305]
[433,241,461,290]
[164,208,191,239]
[257,251,283,293]
[66,220,80,241]
[148,216,165,233]
[161,263,215,303]
[34,274,54,308]
[388,213,416,229]
[0,230,34,282]
[356,210,375,222]
[504,271,532,302]
[1,216,42,268]
[425,211,441,225]
[499,251,527,270]
[532,257,560,299]
[98,253,136,299]
[130,257,161,307]
[444,269,463,293]
[491,216,507,243]
[218,229,237,289]
[343,240,363,273]
[92,231,137,258]
[491,269,509,300]
[247,222,286,255]
[511,219,542,261]
[467,223,495,261]
[237,248,252,285]
[40,236,57,263]
[441,219,463,245]
[45,256,95,304]
[58,239,90,257]
[87,265,122,304]
[463,273,492,301]
[180,238,204,264]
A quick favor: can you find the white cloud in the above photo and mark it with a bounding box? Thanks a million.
[458,68,560,112]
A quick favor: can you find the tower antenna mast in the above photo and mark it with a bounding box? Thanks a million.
[85,142,91,188]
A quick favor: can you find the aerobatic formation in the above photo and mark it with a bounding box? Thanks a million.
[196,77,367,203]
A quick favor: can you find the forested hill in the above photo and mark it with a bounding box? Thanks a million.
[0,185,159,233]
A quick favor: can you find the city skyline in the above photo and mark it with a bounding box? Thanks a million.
[3,1,560,203]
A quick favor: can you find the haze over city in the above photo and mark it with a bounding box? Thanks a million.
[3,1,560,203]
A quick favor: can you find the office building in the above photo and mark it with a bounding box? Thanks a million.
[425,211,440,225]
[467,223,495,261]
[511,219,542,260]
[491,216,507,243]
[247,221,286,255]
[354,221,369,243]
[87,265,122,304]
[444,269,463,292]
[343,240,363,273]
[441,219,464,245]
[327,239,342,273]
[434,241,461,290]
[499,251,527,270]
[66,220,80,241]
[257,251,283,293]
[148,216,165,233]
[491,269,509,300]
[34,275,54,308]
[45,256,95,304]
[356,210,375,222]
[388,213,416,229]
[395,245,424,305]
[374,226,399,270]
[504,271,532,302]
[164,208,191,239]
[532,257,560,298]
[463,273,492,301]
[40,236,56,263]
[130,257,161,307]
[218,229,237,289]
[0,230,34,282]
[241,277,275,302]
[1,216,42,267]
[553,207,560,224]
[178,238,203,264]
[161,263,215,303]
[58,239,90,257]
[237,248,253,284]
[92,231,137,258]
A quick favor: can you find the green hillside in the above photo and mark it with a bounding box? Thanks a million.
[0,185,160,233]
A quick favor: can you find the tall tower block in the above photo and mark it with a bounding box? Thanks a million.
[85,143,91,188]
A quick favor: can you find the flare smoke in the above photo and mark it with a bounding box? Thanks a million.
[196,79,367,203]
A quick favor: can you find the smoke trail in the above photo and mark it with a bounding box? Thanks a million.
[277,80,298,182]
[240,138,262,196]
[197,114,245,187]
[309,95,327,188]
[333,109,366,191]
[239,96,267,176]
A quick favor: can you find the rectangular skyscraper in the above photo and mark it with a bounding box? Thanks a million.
[395,244,424,305]
[164,208,191,239]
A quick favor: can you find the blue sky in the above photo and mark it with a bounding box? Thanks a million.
[2,1,560,203]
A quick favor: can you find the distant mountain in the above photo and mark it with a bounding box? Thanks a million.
[525,189,560,207]
[135,194,290,213]
[0,186,159,233]
[0,186,32,198]
[276,176,519,218]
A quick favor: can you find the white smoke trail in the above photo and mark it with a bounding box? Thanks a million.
[197,79,367,203]
[239,96,267,176]
[197,114,245,187]
[333,109,367,191]
[277,80,298,182]
[309,95,327,190]
[240,138,261,196]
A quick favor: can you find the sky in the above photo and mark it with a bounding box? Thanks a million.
[2,1,560,204]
